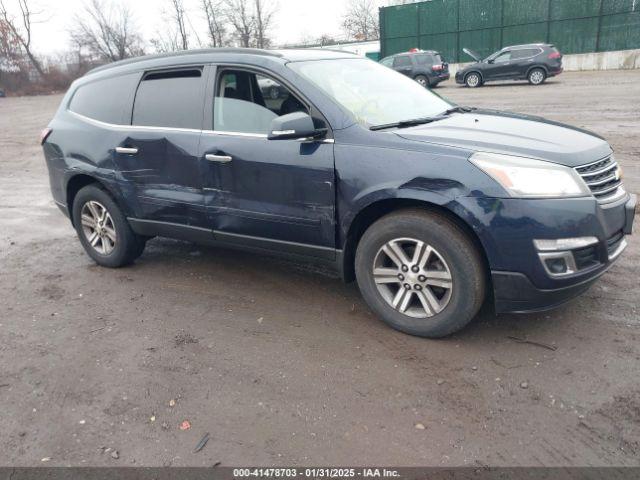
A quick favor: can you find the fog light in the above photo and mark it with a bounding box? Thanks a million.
[545,257,568,274]
[538,251,577,277]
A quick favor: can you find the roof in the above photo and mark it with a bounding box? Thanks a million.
[87,47,356,76]
[504,43,552,49]
[385,50,440,57]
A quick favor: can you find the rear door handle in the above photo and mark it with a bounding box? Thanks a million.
[205,154,232,163]
[115,147,138,155]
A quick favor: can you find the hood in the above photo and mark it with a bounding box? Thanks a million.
[394,110,611,167]
[463,48,481,62]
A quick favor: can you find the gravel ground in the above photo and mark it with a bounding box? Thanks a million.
[0,70,639,467]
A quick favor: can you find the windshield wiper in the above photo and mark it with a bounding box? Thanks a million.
[442,105,476,115]
[370,116,438,131]
[370,106,476,131]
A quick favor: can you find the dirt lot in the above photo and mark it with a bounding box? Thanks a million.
[0,70,639,467]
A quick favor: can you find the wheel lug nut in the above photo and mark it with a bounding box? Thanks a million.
[414,285,422,291]
[404,283,411,290]
[418,275,426,282]
[398,274,405,281]
[411,265,419,273]
[401,265,408,272]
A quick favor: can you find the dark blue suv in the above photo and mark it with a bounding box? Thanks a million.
[42,48,636,338]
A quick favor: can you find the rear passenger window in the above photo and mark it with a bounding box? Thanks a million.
[512,48,541,59]
[393,56,412,67]
[132,69,204,129]
[69,73,139,124]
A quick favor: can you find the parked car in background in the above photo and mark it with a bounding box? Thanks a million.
[380,49,450,87]
[456,44,563,87]
[42,48,634,338]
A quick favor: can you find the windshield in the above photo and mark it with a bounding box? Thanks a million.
[288,58,452,127]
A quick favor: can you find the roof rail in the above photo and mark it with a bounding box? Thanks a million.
[87,48,284,75]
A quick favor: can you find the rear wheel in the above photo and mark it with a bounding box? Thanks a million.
[465,72,482,88]
[528,68,546,85]
[72,184,146,268]
[355,209,486,338]
[414,75,430,88]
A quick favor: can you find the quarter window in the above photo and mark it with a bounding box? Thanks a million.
[69,73,138,124]
[415,54,434,65]
[214,69,308,135]
[132,69,205,129]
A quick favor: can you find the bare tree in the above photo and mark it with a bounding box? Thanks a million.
[201,0,227,47]
[168,0,189,50]
[0,0,45,76]
[70,0,144,62]
[342,0,379,41]
[253,0,275,49]
[224,0,253,47]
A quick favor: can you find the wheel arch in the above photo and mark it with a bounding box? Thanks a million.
[526,65,548,77]
[65,173,125,227]
[341,197,491,292]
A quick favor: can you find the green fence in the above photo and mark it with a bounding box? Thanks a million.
[379,0,640,62]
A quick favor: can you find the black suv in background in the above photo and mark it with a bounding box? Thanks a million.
[455,44,563,87]
[380,50,450,87]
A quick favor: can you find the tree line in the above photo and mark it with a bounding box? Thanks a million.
[0,0,379,95]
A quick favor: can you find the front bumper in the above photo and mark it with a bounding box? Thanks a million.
[492,194,635,313]
[454,193,636,314]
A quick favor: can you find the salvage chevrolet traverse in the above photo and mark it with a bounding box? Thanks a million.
[42,49,636,338]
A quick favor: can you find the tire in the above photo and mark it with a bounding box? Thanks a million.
[465,72,482,88]
[528,68,546,85]
[72,184,146,268]
[355,209,486,338]
[414,75,430,88]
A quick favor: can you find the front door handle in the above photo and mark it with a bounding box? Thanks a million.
[115,147,138,155]
[205,154,232,163]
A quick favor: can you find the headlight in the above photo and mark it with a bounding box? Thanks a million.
[470,152,591,198]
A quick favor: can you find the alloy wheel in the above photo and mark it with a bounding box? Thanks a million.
[372,237,453,318]
[466,73,480,87]
[80,200,117,255]
[530,70,545,85]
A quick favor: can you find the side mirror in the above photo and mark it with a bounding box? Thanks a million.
[487,59,494,64]
[268,112,321,140]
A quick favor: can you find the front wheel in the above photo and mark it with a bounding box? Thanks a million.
[528,68,546,85]
[72,184,146,268]
[355,209,486,338]
[465,72,482,88]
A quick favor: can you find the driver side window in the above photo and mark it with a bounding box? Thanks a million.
[494,51,511,63]
[214,69,308,135]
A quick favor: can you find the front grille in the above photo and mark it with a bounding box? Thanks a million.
[575,156,623,203]
[607,230,625,257]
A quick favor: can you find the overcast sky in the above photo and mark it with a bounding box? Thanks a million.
[10,0,388,56]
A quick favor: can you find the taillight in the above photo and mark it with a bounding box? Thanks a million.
[40,127,52,145]
[432,64,444,71]
[548,52,562,59]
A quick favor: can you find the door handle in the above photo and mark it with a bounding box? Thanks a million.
[205,154,232,163]
[115,147,138,155]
